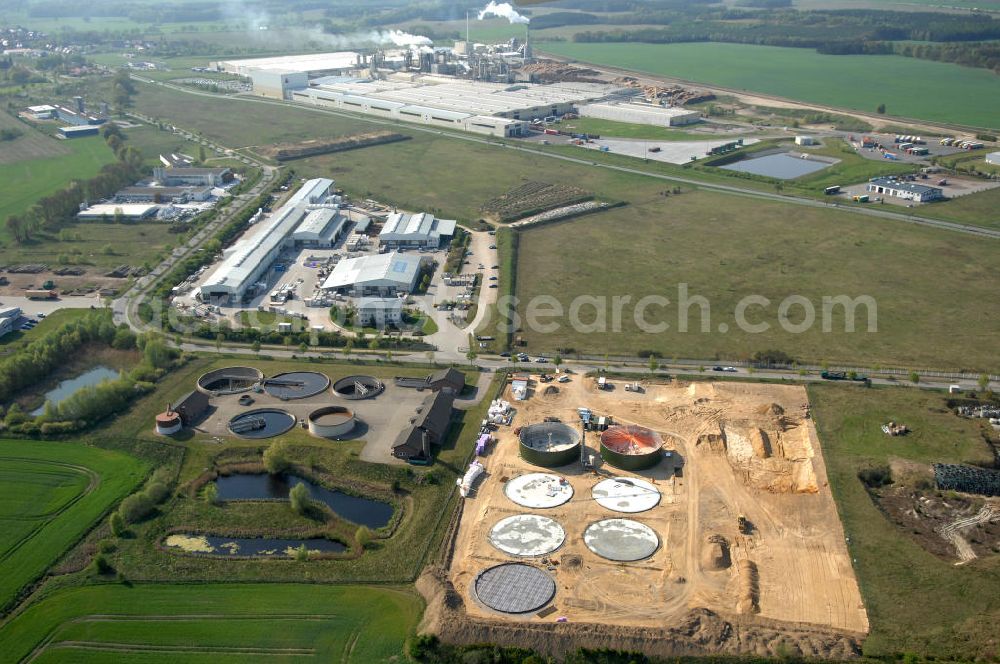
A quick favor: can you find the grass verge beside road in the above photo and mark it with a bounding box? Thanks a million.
[809,384,1000,659]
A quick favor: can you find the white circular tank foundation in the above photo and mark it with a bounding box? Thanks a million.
[592,477,661,513]
[488,514,566,558]
[504,473,573,509]
[583,518,659,562]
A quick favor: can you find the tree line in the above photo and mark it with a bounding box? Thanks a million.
[4,122,144,244]
[571,8,1000,73]
[0,310,180,435]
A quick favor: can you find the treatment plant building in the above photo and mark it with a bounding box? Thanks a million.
[199,178,334,303]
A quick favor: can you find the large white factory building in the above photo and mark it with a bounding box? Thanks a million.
[199,178,336,303]
[321,252,426,297]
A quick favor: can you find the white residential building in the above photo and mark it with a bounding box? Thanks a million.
[356,298,404,327]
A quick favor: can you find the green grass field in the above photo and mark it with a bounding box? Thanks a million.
[809,384,1000,658]
[0,583,421,663]
[511,189,1000,370]
[0,222,185,273]
[0,112,69,165]
[0,440,147,613]
[557,116,713,141]
[539,41,1000,129]
[0,136,116,243]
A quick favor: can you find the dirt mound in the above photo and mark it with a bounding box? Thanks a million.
[736,560,760,614]
[721,423,818,494]
[696,431,726,452]
[561,553,583,568]
[757,402,785,417]
[702,535,731,570]
[542,385,560,398]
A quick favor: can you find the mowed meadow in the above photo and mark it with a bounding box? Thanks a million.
[539,41,1000,129]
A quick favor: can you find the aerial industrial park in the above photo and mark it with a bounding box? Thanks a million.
[0,1,998,662]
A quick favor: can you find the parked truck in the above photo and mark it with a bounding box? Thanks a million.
[25,289,57,300]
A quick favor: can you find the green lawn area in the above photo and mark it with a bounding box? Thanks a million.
[539,41,1000,129]
[0,136,116,244]
[0,111,69,165]
[510,189,1000,371]
[0,222,186,273]
[0,310,92,353]
[0,440,147,613]
[558,116,712,141]
[917,187,1000,229]
[809,384,1000,659]
[0,583,421,663]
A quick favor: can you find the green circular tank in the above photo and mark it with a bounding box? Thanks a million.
[519,422,581,468]
[600,425,663,471]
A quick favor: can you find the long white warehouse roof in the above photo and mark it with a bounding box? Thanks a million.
[202,178,333,293]
[322,252,422,290]
[216,52,359,75]
[311,78,625,118]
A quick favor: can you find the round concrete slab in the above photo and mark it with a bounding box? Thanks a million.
[592,477,661,513]
[489,514,566,557]
[584,518,659,562]
[474,563,556,614]
[504,473,573,509]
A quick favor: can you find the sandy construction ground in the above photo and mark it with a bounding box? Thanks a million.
[447,374,868,638]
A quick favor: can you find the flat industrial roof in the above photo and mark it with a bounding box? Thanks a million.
[311,78,625,118]
[78,203,158,217]
[216,52,360,74]
[321,252,422,290]
[579,101,699,118]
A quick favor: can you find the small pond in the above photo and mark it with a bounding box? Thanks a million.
[721,152,833,179]
[31,365,119,416]
[164,533,346,557]
[215,473,393,529]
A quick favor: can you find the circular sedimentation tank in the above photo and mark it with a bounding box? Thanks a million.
[307,406,357,439]
[592,477,661,513]
[599,424,664,471]
[264,371,331,400]
[474,563,556,614]
[332,375,384,400]
[228,408,295,439]
[488,514,566,558]
[518,421,581,468]
[154,411,182,435]
[504,473,574,509]
[583,518,659,562]
[197,366,264,395]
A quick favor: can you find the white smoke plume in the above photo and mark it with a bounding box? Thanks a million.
[478,2,530,25]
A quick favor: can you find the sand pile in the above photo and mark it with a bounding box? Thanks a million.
[701,535,731,570]
[721,422,818,494]
[736,560,760,614]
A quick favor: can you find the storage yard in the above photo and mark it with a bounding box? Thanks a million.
[433,374,868,657]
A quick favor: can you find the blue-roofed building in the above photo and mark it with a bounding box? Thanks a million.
[321,251,426,297]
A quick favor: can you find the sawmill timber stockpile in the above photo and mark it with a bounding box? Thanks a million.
[418,376,867,660]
